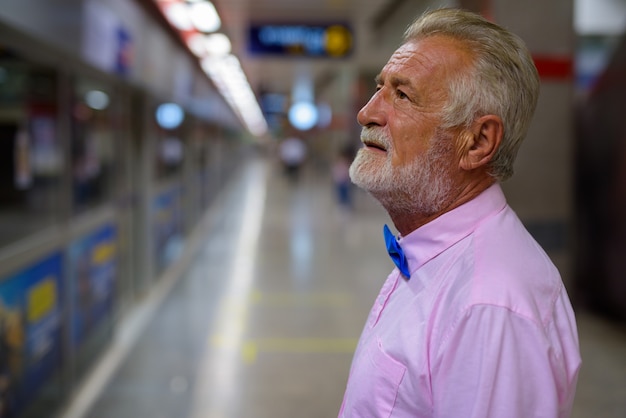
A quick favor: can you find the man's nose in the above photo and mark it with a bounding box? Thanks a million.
[357,91,386,127]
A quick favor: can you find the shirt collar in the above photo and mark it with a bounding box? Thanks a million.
[397,183,507,274]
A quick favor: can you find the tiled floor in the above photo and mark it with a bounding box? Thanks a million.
[62,155,626,418]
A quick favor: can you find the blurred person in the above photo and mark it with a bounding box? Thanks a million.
[332,146,355,215]
[278,134,307,183]
[339,8,581,418]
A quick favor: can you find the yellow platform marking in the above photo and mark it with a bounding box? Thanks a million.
[212,336,358,364]
[249,290,353,307]
[242,337,358,363]
[211,290,358,364]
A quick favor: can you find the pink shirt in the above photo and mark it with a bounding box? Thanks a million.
[339,184,581,418]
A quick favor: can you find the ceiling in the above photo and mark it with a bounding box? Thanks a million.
[144,0,438,133]
[212,0,407,98]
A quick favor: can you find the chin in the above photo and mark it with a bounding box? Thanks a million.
[349,151,392,194]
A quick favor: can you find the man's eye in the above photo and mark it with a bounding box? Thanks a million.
[396,90,408,99]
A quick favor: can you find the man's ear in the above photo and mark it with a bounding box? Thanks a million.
[457,115,503,171]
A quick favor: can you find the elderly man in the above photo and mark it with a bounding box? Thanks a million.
[339,8,581,418]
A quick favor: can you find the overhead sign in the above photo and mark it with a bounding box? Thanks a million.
[248,23,353,58]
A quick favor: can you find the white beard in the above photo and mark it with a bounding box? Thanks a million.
[349,127,455,216]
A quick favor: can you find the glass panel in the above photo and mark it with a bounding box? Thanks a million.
[153,101,186,181]
[70,78,119,213]
[0,48,62,248]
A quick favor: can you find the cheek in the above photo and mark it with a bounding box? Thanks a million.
[390,132,430,168]
[387,115,440,165]
[389,143,418,170]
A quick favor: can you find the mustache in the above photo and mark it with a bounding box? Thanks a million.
[360,127,391,150]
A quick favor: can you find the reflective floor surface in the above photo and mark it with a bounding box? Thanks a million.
[62,155,626,418]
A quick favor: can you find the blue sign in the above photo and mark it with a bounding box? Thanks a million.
[248,23,353,58]
[153,187,184,272]
[68,224,117,348]
[0,252,63,417]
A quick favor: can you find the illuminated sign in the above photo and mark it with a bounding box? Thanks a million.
[248,23,353,58]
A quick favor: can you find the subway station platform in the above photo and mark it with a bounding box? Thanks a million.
[60,155,626,418]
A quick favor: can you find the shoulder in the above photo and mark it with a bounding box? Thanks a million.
[468,204,564,326]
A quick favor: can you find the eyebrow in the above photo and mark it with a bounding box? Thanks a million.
[375,74,413,88]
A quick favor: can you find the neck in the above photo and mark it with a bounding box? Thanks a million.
[387,178,496,236]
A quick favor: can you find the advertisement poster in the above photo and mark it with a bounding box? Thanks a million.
[0,252,63,418]
[153,187,184,272]
[68,224,117,348]
[82,0,134,76]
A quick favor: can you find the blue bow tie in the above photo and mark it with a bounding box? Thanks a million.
[383,224,410,279]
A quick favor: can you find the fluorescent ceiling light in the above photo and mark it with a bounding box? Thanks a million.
[189,1,221,33]
[288,101,318,131]
[186,33,207,56]
[201,55,267,136]
[154,0,266,136]
[85,90,110,110]
[156,102,185,129]
[190,33,232,57]
[164,2,193,31]
[575,0,626,35]
[205,33,231,56]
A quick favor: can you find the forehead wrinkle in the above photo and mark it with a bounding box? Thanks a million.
[377,45,436,88]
